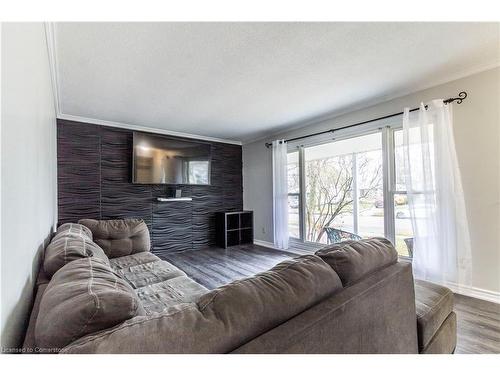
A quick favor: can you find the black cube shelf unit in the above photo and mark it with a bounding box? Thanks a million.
[216,211,254,248]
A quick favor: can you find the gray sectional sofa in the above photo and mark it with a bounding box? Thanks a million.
[23,219,456,354]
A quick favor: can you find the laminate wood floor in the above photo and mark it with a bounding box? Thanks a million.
[454,294,500,354]
[162,243,500,354]
[163,244,294,289]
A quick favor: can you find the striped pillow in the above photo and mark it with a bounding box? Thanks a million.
[53,223,93,241]
[44,232,109,277]
[35,258,143,351]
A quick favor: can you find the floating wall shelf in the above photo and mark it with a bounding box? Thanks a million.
[156,197,193,202]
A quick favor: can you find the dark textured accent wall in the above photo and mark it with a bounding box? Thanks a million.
[57,119,243,256]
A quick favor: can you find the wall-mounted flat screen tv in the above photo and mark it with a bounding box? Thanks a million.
[132,132,211,185]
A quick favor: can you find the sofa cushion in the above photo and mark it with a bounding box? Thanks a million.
[43,234,110,277]
[415,279,454,351]
[54,223,93,241]
[23,283,49,352]
[194,254,343,347]
[315,237,398,286]
[420,312,457,354]
[78,218,150,258]
[60,254,343,353]
[109,252,161,270]
[136,275,208,314]
[35,258,143,351]
[115,260,186,289]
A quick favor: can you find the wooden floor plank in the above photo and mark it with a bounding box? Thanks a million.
[163,244,291,289]
[454,294,500,354]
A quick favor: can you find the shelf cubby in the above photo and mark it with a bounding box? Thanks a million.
[216,211,254,248]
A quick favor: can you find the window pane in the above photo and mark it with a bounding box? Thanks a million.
[287,151,299,194]
[304,145,353,244]
[188,161,209,184]
[357,148,384,239]
[287,151,300,238]
[288,194,300,238]
[394,130,406,191]
[304,133,383,244]
[394,126,435,192]
[394,193,414,257]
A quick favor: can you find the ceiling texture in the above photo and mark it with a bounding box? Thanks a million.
[52,22,500,143]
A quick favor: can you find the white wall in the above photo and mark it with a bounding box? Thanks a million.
[1,23,57,349]
[243,67,500,299]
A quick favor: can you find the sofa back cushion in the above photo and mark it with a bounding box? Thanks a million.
[35,258,143,351]
[61,254,343,353]
[315,237,398,286]
[78,219,150,258]
[44,232,109,277]
[196,254,343,343]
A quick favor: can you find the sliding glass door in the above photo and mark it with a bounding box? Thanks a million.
[287,126,413,257]
[287,151,300,238]
[303,132,384,244]
[393,129,414,256]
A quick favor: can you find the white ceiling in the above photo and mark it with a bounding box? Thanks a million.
[53,22,499,143]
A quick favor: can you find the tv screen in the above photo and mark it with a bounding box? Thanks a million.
[132,132,211,185]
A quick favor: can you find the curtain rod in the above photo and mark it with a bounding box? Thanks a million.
[265,91,467,148]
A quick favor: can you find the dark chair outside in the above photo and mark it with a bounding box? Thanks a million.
[324,227,362,245]
[404,237,414,258]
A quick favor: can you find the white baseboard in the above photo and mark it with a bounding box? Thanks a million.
[253,239,278,249]
[445,282,500,304]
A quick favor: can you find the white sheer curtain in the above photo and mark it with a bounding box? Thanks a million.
[403,100,472,287]
[272,140,289,249]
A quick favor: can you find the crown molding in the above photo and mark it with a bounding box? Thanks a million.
[57,113,242,145]
[44,22,241,146]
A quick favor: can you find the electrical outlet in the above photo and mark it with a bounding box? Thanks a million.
[262,227,266,234]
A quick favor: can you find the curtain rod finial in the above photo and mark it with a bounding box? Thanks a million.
[444,91,467,105]
[456,91,467,104]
